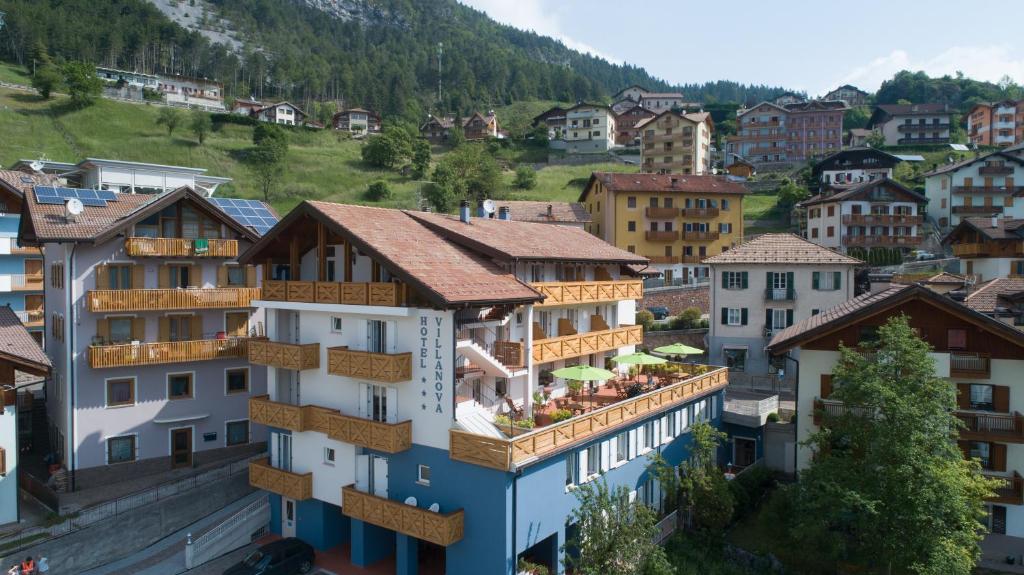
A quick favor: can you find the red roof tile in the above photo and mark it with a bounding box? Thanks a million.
[703,233,862,265]
[0,306,50,375]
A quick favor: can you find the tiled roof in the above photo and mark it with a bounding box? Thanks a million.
[768,285,912,350]
[784,100,848,112]
[965,278,1024,314]
[0,306,50,375]
[408,211,646,264]
[799,177,926,207]
[641,92,685,99]
[703,233,863,265]
[489,201,592,224]
[946,217,1024,242]
[0,170,56,196]
[925,272,968,284]
[875,103,950,116]
[922,150,1024,177]
[584,172,749,198]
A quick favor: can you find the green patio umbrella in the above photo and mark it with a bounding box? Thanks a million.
[653,343,704,356]
[550,365,617,381]
[610,352,667,366]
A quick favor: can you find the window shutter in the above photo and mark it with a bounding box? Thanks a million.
[812,272,820,290]
[740,308,748,325]
[578,448,589,480]
[991,443,1007,472]
[191,264,202,288]
[96,318,110,343]
[720,308,728,325]
[132,264,145,289]
[191,315,203,340]
[741,272,748,289]
[245,265,258,288]
[721,271,727,286]
[628,429,637,459]
[131,317,145,341]
[820,374,832,399]
[765,271,772,287]
[833,271,842,291]
[993,385,1010,413]
[957,440,969,460]
[600,441,610,472]
[765,309,772,328]
[95,264,110,290]
[158,317,170,342]
[217,265,229,288]
[955,383,971,410]
[158,265,170,289]
[786,271,794,288]
[786,309,794,327]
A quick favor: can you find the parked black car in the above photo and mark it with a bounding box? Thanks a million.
[646,306,669,320]
[223,538,315,575]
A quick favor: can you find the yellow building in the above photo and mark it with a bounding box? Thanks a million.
[638,111,714,175]
[581,172,749,283]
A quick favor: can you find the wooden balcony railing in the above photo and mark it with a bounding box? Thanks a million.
[341,486,464,546]
[680,254,703,264]
[450,366,728,471]
[952,243,990,257]
[248,458,312,500]
[16,310,43,327]
[262,280,406,307]
[645,255,677,264]
[841,214,923,225]
[10,245,41,256]
[89,337,250,368]
[812,397,876,425]
[950,352,990,378]
[532,325,643,363]
[124,237,239,258]
[248,340,320,370]
[645,207,679,219]
[645,230,679,242]
[952,205,1002,215]
[978,165,1014,175]
[327,347,412,383]
[953,186,1024,194]
[985,471,1024,506]
[842,235,923,247]
[249,396,412,453]
[87,288,261,312]
[897,123,950,133]
[683,230,719,241]
[681,207,720,218]
[956,411,1024,443]
[10,274,43,291]
[532,280,643,307]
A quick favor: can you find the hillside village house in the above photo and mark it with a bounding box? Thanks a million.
[255,102,308,126]
[772,92,805,106]
[706,234,860,383]
[0,171,55,341]
[726,100,848,164]
[923,150,1024,229]
[968,101,1024,148]
[580,173,748,284]
[419,112,499,144]
[614,104,656,146]
[13,157,232,197]
[963,277,1024,325]
[613,84,649,104]
[867,103,952,146]
[231,98,265,116]
[550,103,617,154]
[332,108,382,134]
[531,106,567,138]
[19,186,274,489]
[487,201,591,228]
[239,200,727,574]
[638,110,714,175]
[639,92,691,114]
[812,147,902,188]
[822,85,870,107]
[766,284,1024,545]
[95,67,159,90]
[942,217,1024,282]
[158,75,225,110]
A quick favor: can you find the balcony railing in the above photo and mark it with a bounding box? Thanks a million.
[645,230,679,242]
[681,207,720,218]
[841,214,923,225]
[979,165,1014,175]
[952,243,990,257]
[897,123,950,133]
[956,411,1024,443]
[897,137,949,145]
[327,347,412,383]
[532,325,642,363]
[985,472,1024,506]
[89,337,251,368]
[10,245,41,256]
[532,280,642,308]
[262,280,406,307]
[248,458,312,500]
[645,207,679,219]
[341,485,464,546]
[953,186,1024,194]
[87,288,261,312]
[764,287,795,301]
[842,235,923,247]
[124,237,239,258]
[950,352,990,378]
[3,274,44,292]
[645,255,677,264]
[15,310,43,327]
[248,340,320,370]
[450,366,728,471]
[680,254,704,264]
[683,230,720,241]
[812,397,876,425]
[249,396,412,453]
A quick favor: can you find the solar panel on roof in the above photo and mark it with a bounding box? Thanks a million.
[78,198,107,207]
[37,197,65,205]
[208,196,278,237]
[96,191,117,201]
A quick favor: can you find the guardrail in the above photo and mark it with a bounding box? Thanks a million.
[185,495,270,569]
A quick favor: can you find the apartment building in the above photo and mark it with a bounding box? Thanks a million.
[867,103,952,146]
[12,157,233,196]
[638,110,714,175]
[20,186,272,489]
[239,201,728,574]
[968,101,1023,147]
[801,178,926,255]
[766,284,1024,542]
[581,172,748,284]
[726,100,847,164]
[0,171,53,341]
[924,151,1024,229]
[332,108,382,134]
[943,217,1024,282]
[823,85,870,107]
[706,234,860,378]
[549,103,616,154]
[614,104,656,146]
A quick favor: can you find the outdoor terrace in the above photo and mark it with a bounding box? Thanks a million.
[124,237,239,258]
[88,337,251,368]
[87,288,261,312]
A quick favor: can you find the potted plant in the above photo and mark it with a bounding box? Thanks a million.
[567,380,583,399]
[551,408,573,423]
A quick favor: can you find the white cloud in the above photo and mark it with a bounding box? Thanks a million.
[820,45,1024,96]
[458,0,619,63]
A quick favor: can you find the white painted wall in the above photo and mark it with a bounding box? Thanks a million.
[0,405,16,525]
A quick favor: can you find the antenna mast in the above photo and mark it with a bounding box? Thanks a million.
[437,42,443,105]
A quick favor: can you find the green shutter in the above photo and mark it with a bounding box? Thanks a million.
[766,272,772,288]
[721,271,727,287]
[721,307,728,325]
[812,271,820,290]
[741,272,748,289]
[765,309,772,328]
[786,271,794,288]
[833,271,842,290]
[741,308,748,326]
[786,309,794,327]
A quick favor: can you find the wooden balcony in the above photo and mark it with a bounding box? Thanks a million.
[342,486,464,546]
[124,237,239,258]
[952,243,991,257]
[681,207,719,218]
[952,205,1002,215]
[249,458,312,500]
[949,352,990,379]
[532,280,643,308]
[645,207,679,219]
[450,366,728,471]
[10,245,41,256]
[842,235,923,247]
[249,396,412,453]
[11,274,43,291]
[532,324,643,363]
[683,230,719,241]
[681,254,703,264]
[262,280,406,307]
[953,186,1024,194]
[248,340,320,371]
[89,337,250,368]
[956,411,1024,443]
[979,165,1014,175]
[645,230,679,242]
[327,347,412,383]
[897,123,950,133]
[87,288,261,312]
[812,397,877,425]
[986,472,1024,506]
[841,214,923,225]
[645,255,677,264]
[16,310,43,328]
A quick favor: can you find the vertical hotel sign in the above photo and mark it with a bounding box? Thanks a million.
[418,311,450,416]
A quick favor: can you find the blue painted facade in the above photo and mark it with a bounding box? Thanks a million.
[720,421,765,468]
[0,213,43,338]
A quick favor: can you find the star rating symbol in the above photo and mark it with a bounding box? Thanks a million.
[421,404,427,410]
[421,390,427,397]
[421,377,427,383]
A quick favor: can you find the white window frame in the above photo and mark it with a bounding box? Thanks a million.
[323,446,336,466]
[331,317,343,333]
[727,308,742,326]
[417,464,431,486]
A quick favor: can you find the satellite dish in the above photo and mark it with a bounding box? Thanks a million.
[482,199,496,215]
[29,160,44,173]
[65,198,84,221]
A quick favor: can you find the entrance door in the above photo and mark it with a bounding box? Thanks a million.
[274,432,293,471]
[170,427,192,468]
[991,505,1007,535]
[225,312,249,337]
[734,438,756,468]
[282,498,297,537]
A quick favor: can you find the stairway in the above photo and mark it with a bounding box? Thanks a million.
[455,401,505,439]
[455,338,526,379]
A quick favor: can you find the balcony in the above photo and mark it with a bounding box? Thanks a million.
[764,287,796,302]
[532,324,643,363]
[89,337,250,368]
[645,230,679,242]
[953,186,1024,194]
[249,458,312,500]
[532,280,643,308]
[15,310,43,328]
[262,280,406,307]
[897,138,949,145]
[842,235,923,247]
[985,472,1024,506]
[952,243,990,257]
[341,486,464,546]
[248,340,320,371]
[681,254,704,264]
[897,123,950,133]
[956,411,1024,443]
[124,237,239,258]
[978,165,1014,175]
[10,245,41,256]
[645,207,679,219]
[841,214,923,225]
[681,207,719,218]
[683,230,719,241]
[87,288,261,312]
[950,352,990,378]
[812,397,876,425]
[645,255,677,264]
[4,274,44,292]
[450,366,728,470]
[249,396,412,453]
[327,347,412,383]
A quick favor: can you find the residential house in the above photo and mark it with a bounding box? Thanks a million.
[486,201,591,228]
[812,147,902,188]
[581,172,748,284]
[963,277,1024,326]
[706,233,860,380]
[614,104,656,146]
[726,100,848,164]
[0,171,53,341]
[611,97,641,115]
[867,103,953,146]
[158,75,225,110]
[844,128,874,148]
[332,108,382,134]
[638,111,714,175]
[13,157,232,196]
[613,84,650,103]
[531,106,567,140]
[420,112,499,144]
[942,217,1024,282]
[968,101,1024,148]
[239,200,727,574]
[724,155,756,178]
[95,67,159,90]
[0,307,50,526]
[20,186,273,490]
[639,92,691,114]
[766,284,1024,543]
[255,102,307,126]
[773,92,805,106]
[823,85,870,107]
[231,98,265,116]
[923,151,1024,229]
[550,103,617,154]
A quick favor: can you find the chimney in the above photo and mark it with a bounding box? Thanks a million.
[477,200,486,218]
[498,206,511,221]
[459,200,471,223]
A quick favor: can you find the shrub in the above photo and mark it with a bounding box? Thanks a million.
[517,558,549,575]
[494,414,534,429]
[636,310,655,330]
[567,381,584,397]
[365,180,392,201]
[766,412,780,423]
[514,165,538,189]
[790,413,797,423]
[279,182,318,200]
[551,409,573,423]
[211,113,257,126]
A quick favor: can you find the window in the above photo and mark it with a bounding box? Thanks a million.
[727,308,742,326]
[109,317,134,344]
[324,447,336,465]
[586,444,599,477]
[642,421,655,451]
[724,348,747,372]
[970,384,994,411]
[107,435,136,464]
[168,373,194,399]
[723,271,747,290]
[108,264,133,290]
[827,226,835,238]
[566,451,579,486]
[167,314,194,342]
[331,317,343,333]
[226,420,249,446]
[969,441,991,469]
[168,264,192,289]
[811,228,819,239]
[226,368,248,394]
[226,266,246,286]
[859,326,880,345]
[627,221,636,232]
[106,378,135,407]
[627,196,637,209]
[813,271,841,291]
[417,464,431,485]
[947,329,967,350]
[615,432,628,464]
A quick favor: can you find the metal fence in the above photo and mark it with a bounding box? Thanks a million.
[653,510,679,544]
[185,494,269,569]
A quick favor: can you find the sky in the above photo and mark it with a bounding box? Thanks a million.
[458,0,1024,96]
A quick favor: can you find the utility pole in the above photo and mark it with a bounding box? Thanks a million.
[437,42,443,106]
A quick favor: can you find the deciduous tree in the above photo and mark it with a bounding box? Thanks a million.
[61,61,101,109]
[156,107,184,137]
[32,64,62,99]
[190,109,212,144]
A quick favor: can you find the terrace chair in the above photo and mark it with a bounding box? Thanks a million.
[505,397,524,419]
[613,382,628,400]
